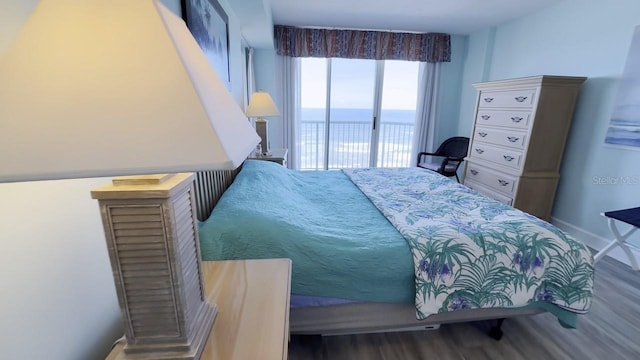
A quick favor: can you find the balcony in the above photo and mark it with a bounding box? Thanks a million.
[300,120,414,170]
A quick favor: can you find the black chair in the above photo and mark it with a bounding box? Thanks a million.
[416,136,470,182]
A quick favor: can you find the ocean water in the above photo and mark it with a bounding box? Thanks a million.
[604,98,640,147]
[605,125,640,147]
[302,107,415,124]
[609,118,640,126]
[300,108,416,169]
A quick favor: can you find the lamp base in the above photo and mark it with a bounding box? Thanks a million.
[92,173,217,360]
[255,118,269,155]
[112,304,216,360]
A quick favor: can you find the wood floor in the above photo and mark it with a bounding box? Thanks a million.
[288,254,640,359]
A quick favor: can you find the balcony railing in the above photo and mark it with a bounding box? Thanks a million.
[300,120,414,170]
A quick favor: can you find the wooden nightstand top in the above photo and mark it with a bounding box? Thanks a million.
[107,259,292,360]
[201,259,291,360]
[249,148,288,166]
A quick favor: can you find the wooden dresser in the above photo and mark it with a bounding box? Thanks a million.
[463,75,586,221]
[107,259,292,360]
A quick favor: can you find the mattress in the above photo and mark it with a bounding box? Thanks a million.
[343,167,593,319]
[199,161,593,324]
[198,160,415,303]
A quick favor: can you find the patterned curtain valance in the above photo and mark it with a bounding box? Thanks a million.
[274,25,450,63]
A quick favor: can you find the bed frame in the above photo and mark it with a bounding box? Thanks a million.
[192,167,546,337]
[193,169,241,222]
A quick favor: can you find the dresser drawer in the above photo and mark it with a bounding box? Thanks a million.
[465,179,513,206]
[474,126,527,150]
[478,89,537,108]
[475,110,531,130]
[469,143,523,170]
[465,164,517,195]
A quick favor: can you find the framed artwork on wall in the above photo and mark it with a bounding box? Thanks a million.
[181,0,231,87]
[605,25,640,149]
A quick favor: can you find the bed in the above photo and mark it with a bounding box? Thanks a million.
[194,160,594,336]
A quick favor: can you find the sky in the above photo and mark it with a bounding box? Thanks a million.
[300,58,420,110]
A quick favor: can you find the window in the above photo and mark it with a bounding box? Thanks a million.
[300,58,420,170]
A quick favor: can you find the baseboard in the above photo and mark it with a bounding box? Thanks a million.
[551,217,639,268]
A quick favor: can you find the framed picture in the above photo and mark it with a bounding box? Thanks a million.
[181,0,231,86]
[605,25,640,149]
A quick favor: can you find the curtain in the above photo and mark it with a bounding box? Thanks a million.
[245,47,257,127]
[276,55,301,169]
[411,62,442,166]
[274,26,449,169]
[275,25,450,63]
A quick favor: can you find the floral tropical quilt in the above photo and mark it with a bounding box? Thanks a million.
[342,167,594,320]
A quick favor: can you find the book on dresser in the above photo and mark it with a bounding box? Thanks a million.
[463,75,586,221]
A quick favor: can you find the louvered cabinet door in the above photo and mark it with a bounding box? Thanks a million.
[106,203,182,340]
[93,173,216,358]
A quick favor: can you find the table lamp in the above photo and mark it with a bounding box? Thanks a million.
[246,91,280,155]
[0,1,260,359]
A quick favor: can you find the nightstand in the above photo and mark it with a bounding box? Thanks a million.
[249,148,288,167]
[107,259,292,360]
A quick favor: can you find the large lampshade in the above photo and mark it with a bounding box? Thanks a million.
[0,1,260,358]
[0,0,260,182]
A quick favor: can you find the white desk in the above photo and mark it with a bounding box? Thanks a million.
[594,207,640,271]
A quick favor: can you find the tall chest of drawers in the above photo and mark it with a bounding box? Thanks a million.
[463,75,586,221]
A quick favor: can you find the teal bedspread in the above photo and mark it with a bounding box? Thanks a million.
[199,161,593,325]
[343,167,594,320]
[198,160,415,303]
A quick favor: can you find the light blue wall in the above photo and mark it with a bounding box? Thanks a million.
[253,49,281,148]
[457,27,496,136]
[458,0,640,243]
[434,35,468,145]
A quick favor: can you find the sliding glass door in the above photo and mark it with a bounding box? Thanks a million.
[300,58,419,170]
[327,58,377,169]
[300,58,328,170]
[377,60,420,167]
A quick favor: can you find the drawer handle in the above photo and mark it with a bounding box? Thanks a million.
[498,179,510,186]
[503,155,515,161]
[481,115,491,120]
[511,116,523,123]
[483,97,494,103]
[478,132,488,137]
[475,148,485,154]
[507,136,520,142]
[514,96,528,102]
[470,169,479,175]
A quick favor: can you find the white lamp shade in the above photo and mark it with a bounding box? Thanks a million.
[0,0,260,182]
[246,91,280,117]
